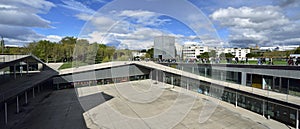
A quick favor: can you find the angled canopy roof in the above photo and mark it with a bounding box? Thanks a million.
[0,54,45,69]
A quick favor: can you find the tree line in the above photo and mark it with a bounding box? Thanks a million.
[0,36,118,64]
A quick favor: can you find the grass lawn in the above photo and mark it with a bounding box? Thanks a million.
[247,60,287,65]
[58,62,88,70]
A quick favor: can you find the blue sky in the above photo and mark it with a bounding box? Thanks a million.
[0,0,300,49]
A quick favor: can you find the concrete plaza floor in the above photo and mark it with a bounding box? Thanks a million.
[5,79,292,129]
[77,79,290,129]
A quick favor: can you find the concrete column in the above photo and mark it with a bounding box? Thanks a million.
[204,68,207,77]
[5,102,7,124]
[26,61,29,75]
[220,72,223,81]
[262,100,265,117]
[235,91,238,108]
[187,79,189,90]
[171,75,174,88]
[156,70,158,82]
[241,72,247,86]
[32,87,35,98]
[287,79,290,101]
[162,72,165,83]
[192,67,195,74]
[14,64,16,79]
[25,91,28,104]
[16,96,19,113]
[150,69,152,80]
[296,109,299,129]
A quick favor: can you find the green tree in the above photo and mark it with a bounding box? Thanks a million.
[60,36,77,62]
[102,56,110,63]
[209,50,217,57]
[219,52,226,60]
[294,47,300,54]
[197,52,209,59]
[145,48,154,58]
[96,44,107,63]
[225,53,235,58]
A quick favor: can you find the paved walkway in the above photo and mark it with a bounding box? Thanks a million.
[46,63,63,71]
[77,80,290,129]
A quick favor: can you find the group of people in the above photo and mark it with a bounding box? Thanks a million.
[234,57,249,64]
[151,57,300,66]
[287,57,300,66]
[257,57,273,65]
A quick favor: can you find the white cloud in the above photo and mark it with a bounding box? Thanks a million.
[60,0,95,14]
[0,10,51,28]
[77,10,182,49]
[0,0,55,13]
[210,6,300,47]
[0,0,55,46]
[43,35,63,42]
[0,24,44,41]
[211,6,289,30]
[117,10,170,26]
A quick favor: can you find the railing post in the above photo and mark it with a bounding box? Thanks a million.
[171,75,174,88]
[32,87,35,98]
[262,100,265,117]
[5,102,8,124]
[25,91,28,104]
[235,91,238,108]
[296,109,299,129]
[16,96,19,113]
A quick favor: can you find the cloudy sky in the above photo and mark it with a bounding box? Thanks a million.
[0,0,299,49]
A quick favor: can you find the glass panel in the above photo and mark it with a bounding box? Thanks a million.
[281,78,288,94]
[289,78,300,97]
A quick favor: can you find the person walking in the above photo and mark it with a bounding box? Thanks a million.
[296,57,300,66]
[269,57,274,65]
[235,57,239,64]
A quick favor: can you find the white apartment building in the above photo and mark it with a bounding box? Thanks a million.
[132,51,146,58]
[217,48,251,59]
[182,44,210,59]
[182,43,250,60]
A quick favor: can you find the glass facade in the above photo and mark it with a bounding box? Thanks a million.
[175,65,300,98]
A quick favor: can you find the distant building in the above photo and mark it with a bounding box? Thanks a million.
[182,44,210,59]
[217,48,250,59]
[182,43,250,60]
[260,45,300,51]
[132,51,146,58]
[154,36,176,59]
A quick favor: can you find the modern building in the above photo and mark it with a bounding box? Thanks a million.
[132,51,146,58]
[217,48,251,59]
[0,54,58,127]
[54,61,300,129]
[154,36,176,59]
[1,55,299,129]
[182,44,210,59]
[182,43,250,60]
[260,45,300,52]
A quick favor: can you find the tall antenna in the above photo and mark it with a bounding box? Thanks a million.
[0,36,4,54]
